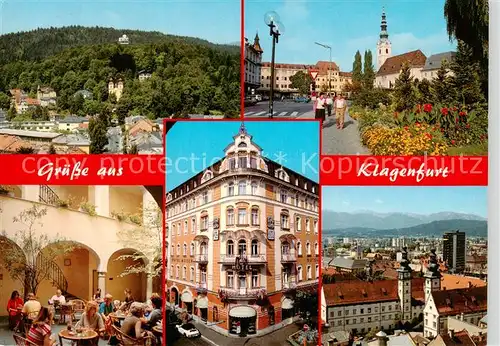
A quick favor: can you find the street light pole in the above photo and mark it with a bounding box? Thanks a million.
[265,12,284,119]
[315,42,332,94]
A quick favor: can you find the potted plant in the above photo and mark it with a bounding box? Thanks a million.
[79,201,97,216]
[111,210,128,222]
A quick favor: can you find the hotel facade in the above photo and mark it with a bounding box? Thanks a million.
[165,124,319,336]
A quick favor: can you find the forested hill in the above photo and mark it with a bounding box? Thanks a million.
[0,26,239,65]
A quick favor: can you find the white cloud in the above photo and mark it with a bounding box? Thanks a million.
[375,199,383,204]
[342,201,350,206]
[390,30,455,56]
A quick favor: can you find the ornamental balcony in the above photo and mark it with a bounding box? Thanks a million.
[196,282,208,294]
[219,286,266,300]
[281,252,297,263]
[194,254,209,264]
[219,254,267,265]
[282,279,297,292]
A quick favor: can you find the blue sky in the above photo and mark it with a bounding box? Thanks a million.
[165,121,319,190]
[322,187,487,217]
[1,0,240,44]
[245,0,456,71]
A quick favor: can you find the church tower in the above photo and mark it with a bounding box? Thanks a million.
[397,247,412,323]
[424,249,442,303]
[376,8,392,71]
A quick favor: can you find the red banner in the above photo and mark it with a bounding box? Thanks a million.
[320,156,488,185]
[0,155,166,185]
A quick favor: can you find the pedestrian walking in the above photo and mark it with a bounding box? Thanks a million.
[325,93,333,117]
[315,93,326,121]
[311,91,317,113]
[335,94,347,129]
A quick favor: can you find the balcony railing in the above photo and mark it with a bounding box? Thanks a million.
[194,254,208,263]
[219,254,267,265]
[219,286,265,299]
[281,252,297,263]
[283,279,297,291]
[196,283,208,293]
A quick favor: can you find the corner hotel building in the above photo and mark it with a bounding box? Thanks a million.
[165,124,319,336]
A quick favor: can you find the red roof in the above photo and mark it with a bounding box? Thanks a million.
[377,50,427,76]
[431,286,487,316]
[25,98,40,106]
[261,61,342,74]
[439,330,475,346]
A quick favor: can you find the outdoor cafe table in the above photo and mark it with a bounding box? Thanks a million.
[58,329,98,345]
[109,312,128,325]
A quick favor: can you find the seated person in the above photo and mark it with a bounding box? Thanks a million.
[75,301,105,334]
[145,293,160,313]
[99,294,116,335]
[118,288,134,312]
[26,307,56,346]
[144,297,162,331]
[7,290,23,331]
[121,303,156,346]
[48,289,66,305]
[22,293,42,321]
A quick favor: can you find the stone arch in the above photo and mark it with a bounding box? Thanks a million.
[38,240,101,303]
[0,235,27,308]
[106,248,148,303]
[170,286,180,306]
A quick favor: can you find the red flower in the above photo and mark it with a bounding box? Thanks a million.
[425,133,432,140]
[415,122,420,127]
[441,107,448,116]
[466,124,471,129]
[394,112,399,118]
[440,129,445,133]
[459,111,467,116]
[452,107,458,111]
[423,104,432,112]
[404,126,409,131]
[416,104,422,113]
[451,140,456,145]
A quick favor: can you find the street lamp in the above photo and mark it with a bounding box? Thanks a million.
[315,42,332,94]
[264,11,285,118]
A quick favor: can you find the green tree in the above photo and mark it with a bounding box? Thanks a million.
[7,106,17,121]
[290,71,313,96]
[0,91,10,109]
[393,62,418,111]
[88,115,108,154]
[416,79,433,104]
[431,60,455,104]
[352,51,363,83]
[450,40,485,105]
[48,144,57,154]
[363,50,375,89]
[16,147,35,154]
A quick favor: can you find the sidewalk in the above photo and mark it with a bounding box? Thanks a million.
[296,111,315,119]
[322,109,370,154]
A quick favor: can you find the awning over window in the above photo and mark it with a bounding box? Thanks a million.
[229,306,257,318]
[181,291,193,303]
[196,297,209,309]
[282,298,294,310]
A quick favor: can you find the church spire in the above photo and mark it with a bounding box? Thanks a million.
[380,8,389,40]
[239,122,247,135]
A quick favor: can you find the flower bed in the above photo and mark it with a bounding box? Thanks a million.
[357,103,487,155]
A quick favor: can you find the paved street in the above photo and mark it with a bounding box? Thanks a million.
[322,108,370,155]
[244,101,314,118]
[174,335,212,346]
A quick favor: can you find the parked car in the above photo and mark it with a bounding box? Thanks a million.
[295,96,310,103]
[176,323,201,338]
[255,94,262,101]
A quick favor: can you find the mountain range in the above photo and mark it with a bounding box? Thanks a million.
[322,211,487,238]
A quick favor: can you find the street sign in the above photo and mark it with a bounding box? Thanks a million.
[308,70,319,80]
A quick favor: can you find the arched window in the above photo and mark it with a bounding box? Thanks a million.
[251,239,258,255]
[251,181,258,195]
[306,242,311,255]
[190,243,195,256]
[237,208,247,225]
[307,265,312,280]
[228,182,235,196]
[281,241,290,255]
[297,241,302,256]
[238,180,246,195]
[183,243,187,256]
[297,266,303,281]
[227,240,234,255]
[183,266,187,279]
[176,244,180,255]
[238,239,247,255]
[315,242,319,255]
[238,142,247,148]
[251,207,259,226]
[176,265,180,278]
[296,216,301,231]
[171,245,174,257]
[226,207,235,226]
[202,191,209,204]
[200,242,207,255]
[190,267,195,282]
[306,219,310,232]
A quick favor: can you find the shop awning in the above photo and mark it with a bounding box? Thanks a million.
[196,297,209,309]
[282,298,294,309]
[181,291,193,303]
[229,306,257,318]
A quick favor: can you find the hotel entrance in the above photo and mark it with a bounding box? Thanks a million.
[229,306,257,336]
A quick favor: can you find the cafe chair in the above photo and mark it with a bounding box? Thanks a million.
[13,334,38,346]
[70,299,86,320]
[111,325,154,346]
